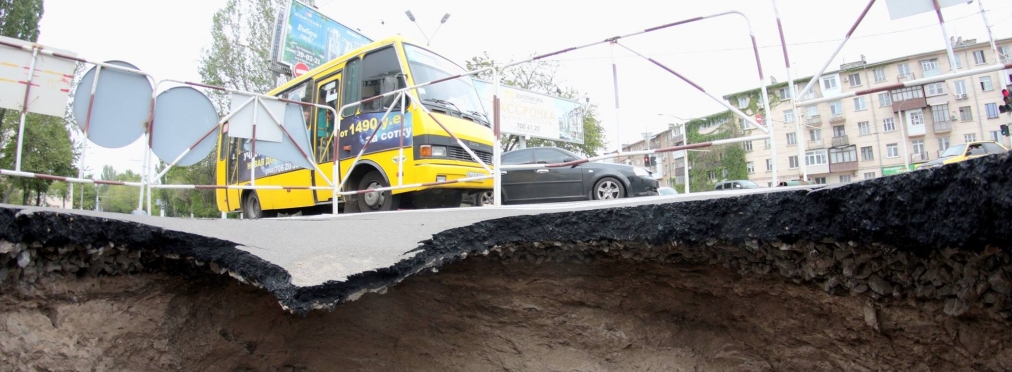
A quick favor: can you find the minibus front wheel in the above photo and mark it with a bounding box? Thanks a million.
[357,171,399,212]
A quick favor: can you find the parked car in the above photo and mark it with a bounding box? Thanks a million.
[498,147,658,204]
[778,179,811,186]
[916,141,1009,170]
[714,180,760,191]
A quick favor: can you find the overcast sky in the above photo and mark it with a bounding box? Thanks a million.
[37,0,1012,175]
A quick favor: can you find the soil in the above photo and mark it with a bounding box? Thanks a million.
[3,256,1010,372]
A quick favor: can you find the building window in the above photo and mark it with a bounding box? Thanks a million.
[778,87,792,99]
[765,138,772,149]
[912,139,925,155]
[747,161,755,174]
[848,73,862,87]
[990,131,1001,141]
[926,82,945,96]
[985,103,999,119]
[832,125,846,138]
[897,63,911,77]
[938,137,950,152]
[809,128,822,141]
[1000,46,1011,62]
[738,97,748,108]
[886,143,899,158]
[814,177,827,184]
[878,92,892,107]
[931,104,950,122]
[858,121,871,135]
[921,59,940,76]
[743,140,753,152]
[873,68,886,82]
[964,133,976,143]
[822,76,838,90]
[891,86,924,102]
[864,172,876,179]
[840,175,852,183]
[740,117,750,130]
[709,170,718,180]
[854,96,867,111]
[972,50,986,65]
[954,80,967,96]
[861,146,874,161]
[786,132,797,145]
[954,53,963,68]
[789,156,799,169]
[883,118,896,132]
[805,150,827,165]
[959,106,972,121]
[806,105,819,118]
[766,159,773,172]
[980,76,993,91]
[784,109,795,123]
[830,146,858,163]
[830,101,843,116]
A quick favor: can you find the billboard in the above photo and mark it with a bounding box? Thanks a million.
[277,0,372,71]
[472,79,584,144]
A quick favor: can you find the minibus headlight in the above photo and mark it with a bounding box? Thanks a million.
[420,145,447,158]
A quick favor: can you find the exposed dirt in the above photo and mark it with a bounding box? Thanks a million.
[3,256,1010,372]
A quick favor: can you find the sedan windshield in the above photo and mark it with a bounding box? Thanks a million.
[403,44,487,126]
[940,144,966,158]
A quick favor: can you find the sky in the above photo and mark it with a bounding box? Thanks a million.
[36,0,1012,175]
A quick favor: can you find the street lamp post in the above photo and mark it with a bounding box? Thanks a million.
[405,11,451,46]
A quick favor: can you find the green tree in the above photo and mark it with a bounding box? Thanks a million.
[682,112,748,192]
[95,165,142,213]
[0,113,75,205]
[465,53,607,156]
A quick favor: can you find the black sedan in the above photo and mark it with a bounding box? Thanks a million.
[498,147,658,204]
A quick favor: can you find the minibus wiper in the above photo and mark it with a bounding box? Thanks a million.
[422,98,463,116]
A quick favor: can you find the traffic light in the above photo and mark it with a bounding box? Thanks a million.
[1000,89,1012,114]
[1002,124,1010,137]
[643,155,651,166]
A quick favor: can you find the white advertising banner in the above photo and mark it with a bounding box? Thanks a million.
[473,79,584,144]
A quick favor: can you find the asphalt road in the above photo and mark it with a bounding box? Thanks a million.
[15,186,809,286]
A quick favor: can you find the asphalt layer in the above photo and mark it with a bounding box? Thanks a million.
[1,152,1010,314]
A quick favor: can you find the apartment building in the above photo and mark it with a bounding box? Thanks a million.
[610,124,688,188]
[731,37,1012,186]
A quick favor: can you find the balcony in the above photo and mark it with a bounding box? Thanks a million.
[805,138,821,150]
[805,115,823,126]
[829,160,858,173]
[932,120,952,133]
[910,152,929,163]
[897,72,916,81]
[892,98,928,113]
[831,135,850,147]
[829,114,846,124]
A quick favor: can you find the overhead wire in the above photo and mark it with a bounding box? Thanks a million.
[542,8,1011,62]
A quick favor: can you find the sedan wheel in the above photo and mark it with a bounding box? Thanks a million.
[593,177,624,200]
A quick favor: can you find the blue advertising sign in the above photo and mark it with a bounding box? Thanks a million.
[281,0,372,70]
[338,112,413,160]
[236,149,302,183]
